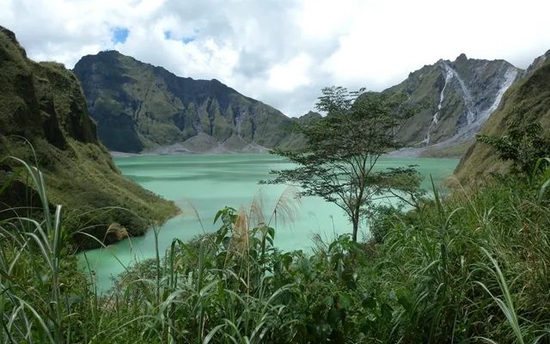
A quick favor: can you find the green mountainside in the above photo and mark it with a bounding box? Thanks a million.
[0,27,178,250]
[74,50,522,156]
[384,54,520,156]
[454,50,550,181]
[73,51,300,153]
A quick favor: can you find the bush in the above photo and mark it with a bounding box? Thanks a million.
[4,158,550,343]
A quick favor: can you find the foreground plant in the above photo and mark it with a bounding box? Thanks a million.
[0,157,87,343]
[3,155,550,343]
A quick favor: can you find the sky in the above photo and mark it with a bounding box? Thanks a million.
[1,0,549,117]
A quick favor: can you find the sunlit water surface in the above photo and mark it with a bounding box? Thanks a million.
[78,154,458,291]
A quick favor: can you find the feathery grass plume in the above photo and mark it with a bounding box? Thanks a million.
[248,186,301,230]
[231,206,250,255]
[267,186,301,228]
[249,188,267,227]
[106,222,129,240]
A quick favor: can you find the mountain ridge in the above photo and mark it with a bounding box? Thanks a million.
[74,50,523,156]
[384,54,520,157]
[454,49,550,181]
[74,50,301,153]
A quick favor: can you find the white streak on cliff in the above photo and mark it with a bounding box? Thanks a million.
[442,62,477,125]
[450,66,518,143]
[476,67,518,127]
[423,66,453,145]
[390,63,520,157]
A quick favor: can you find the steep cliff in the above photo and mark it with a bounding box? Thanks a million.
[0,27,178,250]
[454,50,550,181]
[385,54,520,156]
[73,51,296,153]
[74,50,522,157]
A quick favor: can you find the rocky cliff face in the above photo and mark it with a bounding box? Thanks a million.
[73,50,524,157]
[454,50,550,181]
[73,51,295,153]
[385,54,520,155]
[0,27,177,250]
[0,28,98,150]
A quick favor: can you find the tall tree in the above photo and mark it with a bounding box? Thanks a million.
[266,87,418,242]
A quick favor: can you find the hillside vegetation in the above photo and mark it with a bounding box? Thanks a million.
[2,150,550,343]
[0,27,178,250]
[455,50,550,181]
[73,51,306,153]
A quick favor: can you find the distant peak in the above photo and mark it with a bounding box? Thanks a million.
[98,50,122,56]
[79,50,123,61]
[455,53,468,62]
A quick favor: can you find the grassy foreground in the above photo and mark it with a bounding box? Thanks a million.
[2,159,550,343]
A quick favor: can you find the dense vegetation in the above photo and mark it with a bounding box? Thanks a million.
[2,149,550,343]
[0,26,178,250]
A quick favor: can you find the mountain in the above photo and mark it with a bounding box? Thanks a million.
[454,50,550,181]
[384,54,520,156]
[0,27,178,250]
[73,50,522,157]
[73,51,296,153]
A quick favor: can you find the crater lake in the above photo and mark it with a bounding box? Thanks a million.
[79,154,458,290]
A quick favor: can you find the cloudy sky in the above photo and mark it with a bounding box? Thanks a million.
[1,0,549,117]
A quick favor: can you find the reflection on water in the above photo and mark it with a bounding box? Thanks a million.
[79,154,458,291]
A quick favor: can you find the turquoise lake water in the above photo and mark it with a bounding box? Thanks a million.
[78,154,458,291]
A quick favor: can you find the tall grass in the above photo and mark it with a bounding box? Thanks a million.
[0,157,67,343]
[369,172,550,343]
[2,157,550,343]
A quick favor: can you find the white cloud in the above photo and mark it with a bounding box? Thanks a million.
[295,0,361,38]
[268,53,313,91]
[1,0,550,117]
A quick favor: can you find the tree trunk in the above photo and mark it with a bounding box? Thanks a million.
[352,217,359,242]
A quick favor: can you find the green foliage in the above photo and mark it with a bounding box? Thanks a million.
[368,204,402,244]
[0,26,178,250]
[376,175,550,343]
[477,119,550,175]
[0,158,91,343]
[4,157,550,343]
[268,86,420,241]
